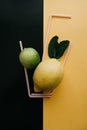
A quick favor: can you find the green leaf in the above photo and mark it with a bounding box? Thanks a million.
[48,35,70,59]
[48,36,59,58]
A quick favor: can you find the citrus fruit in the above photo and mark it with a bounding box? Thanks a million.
[19,48,40,69]
[33,58,64,92]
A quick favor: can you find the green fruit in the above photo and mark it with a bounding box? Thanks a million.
[19,48,40,69]
[33,58,64,92]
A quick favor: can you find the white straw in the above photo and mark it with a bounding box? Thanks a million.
[19,14,72,98]
[19,41,23,51]
[43,14,72,66]
[62,42,72,67]
[19,41,31,97]
[50,14,71,18]
[42,15,52,60]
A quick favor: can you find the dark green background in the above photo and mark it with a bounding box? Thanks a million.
[0,0,43,129]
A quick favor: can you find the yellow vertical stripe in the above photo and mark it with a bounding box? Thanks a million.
[43,0,87,130]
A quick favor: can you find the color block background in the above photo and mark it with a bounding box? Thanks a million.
[43,0,87,130]
[0,0,43,129]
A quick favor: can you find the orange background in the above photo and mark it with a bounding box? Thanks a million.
[43,0,87,130]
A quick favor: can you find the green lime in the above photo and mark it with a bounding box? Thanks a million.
[19,48,40,69]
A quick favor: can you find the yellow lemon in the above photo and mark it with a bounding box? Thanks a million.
[33,58,64,92]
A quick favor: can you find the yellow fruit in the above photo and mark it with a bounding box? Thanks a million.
[33,58,64,92]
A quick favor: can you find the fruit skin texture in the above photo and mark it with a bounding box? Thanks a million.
[19,48,40,69]
[33,58,64,92]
